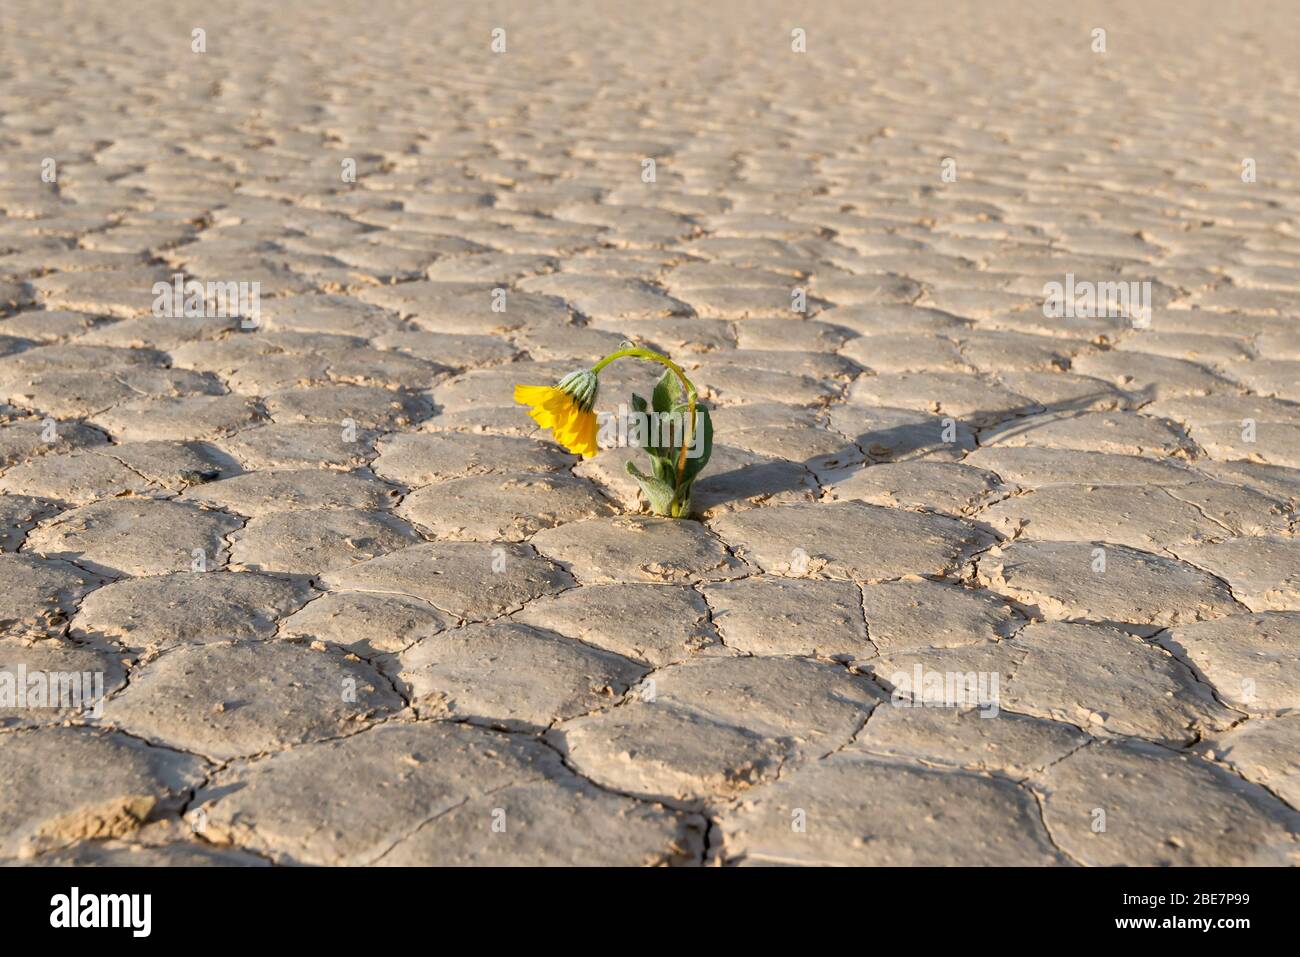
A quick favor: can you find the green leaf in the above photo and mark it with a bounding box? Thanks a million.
[651,369,683,415]
[626,461,676,516]
[678,403,712,484]
[629,392,660,458]
[671,480,694,519]
[649,453,675,485]
[634,390,678,460]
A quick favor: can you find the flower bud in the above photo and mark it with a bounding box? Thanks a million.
[557,369,599,412]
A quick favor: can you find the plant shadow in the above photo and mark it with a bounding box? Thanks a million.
[693,382,1159,513]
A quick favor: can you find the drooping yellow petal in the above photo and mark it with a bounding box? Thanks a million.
[515,384,568,429]
[556,407,593,457]
[528,404,557,429]
[547,403,593,458]
[550,403,584,445]
[568,410,600,458]
[514,384,558,407]
[515,383,599,457]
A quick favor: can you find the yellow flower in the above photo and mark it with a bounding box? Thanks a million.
[514,372,600,458]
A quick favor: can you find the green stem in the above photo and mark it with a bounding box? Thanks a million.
[591,347,697,483]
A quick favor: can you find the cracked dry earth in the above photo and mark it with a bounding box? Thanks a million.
[2,0,1299,868]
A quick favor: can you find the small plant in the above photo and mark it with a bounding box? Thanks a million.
[514,346,712,518]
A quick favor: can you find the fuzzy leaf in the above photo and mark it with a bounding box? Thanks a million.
[629,392,660,458]
[652,369,684,415]
[650,453,675,485]
[671,480,694,519]
[626,461,676,516]
[678,403,712,484]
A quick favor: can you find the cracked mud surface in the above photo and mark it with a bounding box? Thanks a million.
[2,0,1299,865]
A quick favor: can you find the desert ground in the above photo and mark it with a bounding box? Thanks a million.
[1,0,1298,866]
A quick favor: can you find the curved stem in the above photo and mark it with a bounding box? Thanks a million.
[591,347,697,482]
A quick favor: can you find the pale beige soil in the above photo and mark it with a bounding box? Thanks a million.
[1,0,1298,865]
